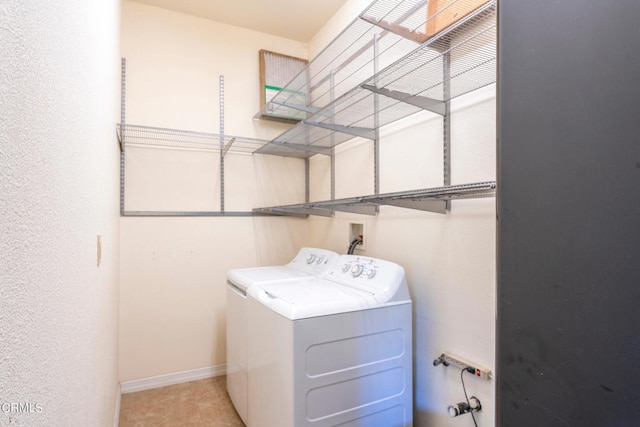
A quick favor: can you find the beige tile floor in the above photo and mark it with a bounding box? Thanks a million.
[119,376,245,427]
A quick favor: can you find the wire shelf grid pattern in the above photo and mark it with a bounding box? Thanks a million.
[257,0,496,158]
[257,0,432,121]
[117,124,270,154]
[254,181,496,216]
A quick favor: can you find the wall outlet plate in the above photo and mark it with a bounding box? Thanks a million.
[348,222,365,251]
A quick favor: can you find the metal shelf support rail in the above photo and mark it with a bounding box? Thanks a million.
[220,75,225,212]
[330,71,336,200]
[120,58,126,216]
[254,181,496,216]
[443,47,452,211]
[373,32,381,211]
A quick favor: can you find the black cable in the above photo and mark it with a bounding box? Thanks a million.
[461,368,478,427]
[347,237,361,255]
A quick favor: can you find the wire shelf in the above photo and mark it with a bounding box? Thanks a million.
[254,181,496,216]
[256,0,494,123]
[117,124,270,154]
[255,0,432,122]
[256,0,496,158]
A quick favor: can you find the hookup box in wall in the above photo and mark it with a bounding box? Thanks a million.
[426,0,491,37]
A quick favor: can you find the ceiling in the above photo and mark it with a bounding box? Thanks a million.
[131,0,350,42]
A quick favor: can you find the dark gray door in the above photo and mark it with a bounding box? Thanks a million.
[497,1,640,425]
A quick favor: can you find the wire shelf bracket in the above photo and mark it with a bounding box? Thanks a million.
[359,15,429,44]
[255,181,496,217]
[303,121,377,140]
[361,84,446,115]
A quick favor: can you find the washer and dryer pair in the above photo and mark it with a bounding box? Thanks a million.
[226,248,413,427]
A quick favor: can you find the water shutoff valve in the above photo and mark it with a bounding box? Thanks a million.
[448,396,481,418]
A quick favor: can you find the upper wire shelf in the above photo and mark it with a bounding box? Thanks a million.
[255,0,434,123]
[255,0,496,158]
[116,124,270,155]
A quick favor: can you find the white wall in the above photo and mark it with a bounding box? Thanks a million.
[119,1,310,382]
[306,1,497,426]
[0,1,121,426]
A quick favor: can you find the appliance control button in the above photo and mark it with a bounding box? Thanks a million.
[342,263,350,272]
[315,255,324,265]
[306,254,316,264]
[365,268,376,279]
[351,264,364,277]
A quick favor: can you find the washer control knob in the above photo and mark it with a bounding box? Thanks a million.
[342,263,350,272]
[365,268,376,279]
[306,254,316,264]
[351,264,364,277]
[315,255,324,265]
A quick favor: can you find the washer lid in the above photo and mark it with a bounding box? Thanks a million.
[227,266,312,288]
[227,248,339,288]
[248,279,389,320]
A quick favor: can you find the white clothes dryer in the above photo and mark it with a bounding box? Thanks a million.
[247,254,413,427]
[226,248,338,424]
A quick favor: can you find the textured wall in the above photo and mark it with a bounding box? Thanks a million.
[0,1,121,426]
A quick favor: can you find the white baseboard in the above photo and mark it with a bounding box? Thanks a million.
[120,365,226,394]
[113,383,121,427]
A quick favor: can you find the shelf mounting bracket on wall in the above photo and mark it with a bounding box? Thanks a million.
[360,15,429,44]
[303,120,376,140]
[382,198,447,213]
[221,137,236,157]
[257,206,331,218]
[357,0,429,45]
[361,84,446,115]
[325,203,378,216]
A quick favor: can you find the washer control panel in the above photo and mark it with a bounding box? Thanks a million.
[340,258,379,280]
[289,248,339,274]
[307,254,329,265]
[342,260,378,279]
[325,254,407,304]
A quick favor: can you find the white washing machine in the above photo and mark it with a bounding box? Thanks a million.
[247,254,413,427]
[226,248,339,424]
